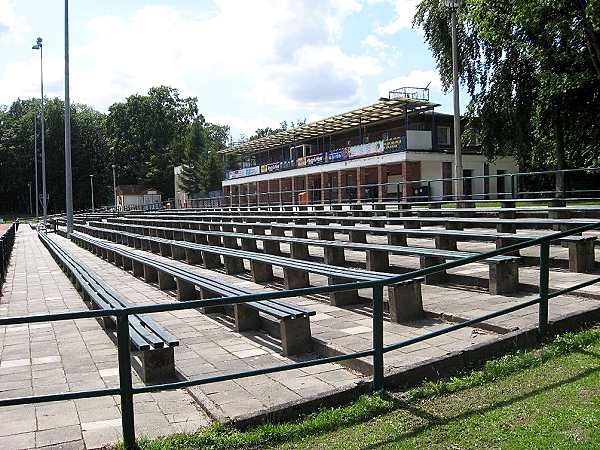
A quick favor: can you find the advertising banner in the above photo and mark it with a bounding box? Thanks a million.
[327,148,350,162]
[297,157,307,167]
[260,165,268,174]
[267,162,281,173]
[348,141,384,159]
[228,165,261,179]
[305,153,324,166]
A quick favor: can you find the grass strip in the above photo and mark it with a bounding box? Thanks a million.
[124,325,600,450]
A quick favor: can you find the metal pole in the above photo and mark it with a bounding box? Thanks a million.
[112,165,117,210]
[39,40,47,224]
[538,242,549,336]
[34,115,39,218]
[64,0,74,237]
[372,285,384,391]
[450,3,463,200]
[117,315,136,449]
[90,175,94,213]
[28,182,32,216]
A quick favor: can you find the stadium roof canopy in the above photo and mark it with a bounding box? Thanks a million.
[220,96,440,156]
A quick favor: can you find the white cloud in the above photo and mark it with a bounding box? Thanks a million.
[0,1,377,113]
[0,0,29,45]
[361,34,388,51]
[376,0,420,35]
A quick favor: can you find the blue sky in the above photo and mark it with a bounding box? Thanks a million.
[0,0,468,140]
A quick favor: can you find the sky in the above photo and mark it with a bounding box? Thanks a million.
[0,0,468,140]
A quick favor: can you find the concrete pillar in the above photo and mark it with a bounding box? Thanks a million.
[387,280,424,322]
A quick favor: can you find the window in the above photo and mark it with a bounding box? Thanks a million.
[437,126,451,145]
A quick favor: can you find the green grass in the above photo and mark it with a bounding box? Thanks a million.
[124,326,600,450]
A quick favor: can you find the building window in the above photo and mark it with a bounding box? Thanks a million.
[437,126,451,145]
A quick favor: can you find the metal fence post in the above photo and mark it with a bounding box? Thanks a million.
[117,313,136,449]
[372,285,384,391]
[539,242,550,336]
[511,174,516,199]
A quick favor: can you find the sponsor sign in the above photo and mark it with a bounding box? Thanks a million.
[305,152,324,166]
[260,165,268,173]
[327,148,350,162]
[348,141,384,159]
[228,165,261,179]
[297,157,307,167]
[267,162,281,173]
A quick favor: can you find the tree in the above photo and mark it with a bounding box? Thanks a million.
[415,0,600,180]
[106,86,200,197]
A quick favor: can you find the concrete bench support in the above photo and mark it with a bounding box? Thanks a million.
[489,261,519,295]
[123,257,133,271]
[349,230,367,243]
[388,234,407,247]
[292,228,308,239]
[283,267,310,289]
[263,240,281,256]
[176,278,198,300]
[435,236,458,251]
[185,248,203,265]
[143,265,158,283]
[251,261,274,282]
[137,347,175,383]
[202,251,222,269]
[387,279,424,322]
[132,261,144,277]
[403,220,421,229]
[224,256,245,275]
[324,246,345,266]
[241,238,258,252]
[317,229,335,240]
[568,240,595,273]
[171,245,186,261]
[158,271,176,290]
[159,242,172,258]
[328,276,359,306]
[281,317,312,356]
[290,242,310,260]
[419,256,446,284]
[366,249,390,272]
[234,304,261,331]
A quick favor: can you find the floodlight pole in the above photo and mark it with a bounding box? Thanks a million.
[448,0,463,200]
[33,115,39,218]
[28,182,32,216]
[32,37,47,224]
[112,164,117,210]
[64,0,74,236]
[90,175,95,213]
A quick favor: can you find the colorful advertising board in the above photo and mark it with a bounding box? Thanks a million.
[305,153,324,166]
[348,141,384,159]
[327,148,350,162]
[228,165,261,179]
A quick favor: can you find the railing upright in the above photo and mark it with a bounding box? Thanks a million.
[117,313,136,449]
[372,285,384,391]
[538,242,550,336]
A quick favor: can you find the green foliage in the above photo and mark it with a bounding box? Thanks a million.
[415,0,600,170]
[1,86,230,213]
[0,98,110,213]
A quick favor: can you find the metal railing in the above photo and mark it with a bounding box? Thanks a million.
[1,221,600,448]
[0,222,17,288]
[206,167,600,208]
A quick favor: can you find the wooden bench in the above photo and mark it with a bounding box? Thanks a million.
[69,231,318,356]
[72,226,426,323]
[104,215,595,274]
[92,220,519,295]
[39,231,178,383]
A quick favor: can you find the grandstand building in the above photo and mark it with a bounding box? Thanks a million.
[219,88,518,205]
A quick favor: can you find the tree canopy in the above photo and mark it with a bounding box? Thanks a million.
[415,0,600,170]
[0,86,230,213]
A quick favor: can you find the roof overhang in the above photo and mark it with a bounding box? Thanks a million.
[220,97,440,156]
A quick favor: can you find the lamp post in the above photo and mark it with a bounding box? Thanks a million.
[28,182,32,216]
[31,37,47,224]
[444,0,463,200]
[33,114,39,218]
[89,174,95,213]
[64,0,74,236]
[112,164,117,210]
